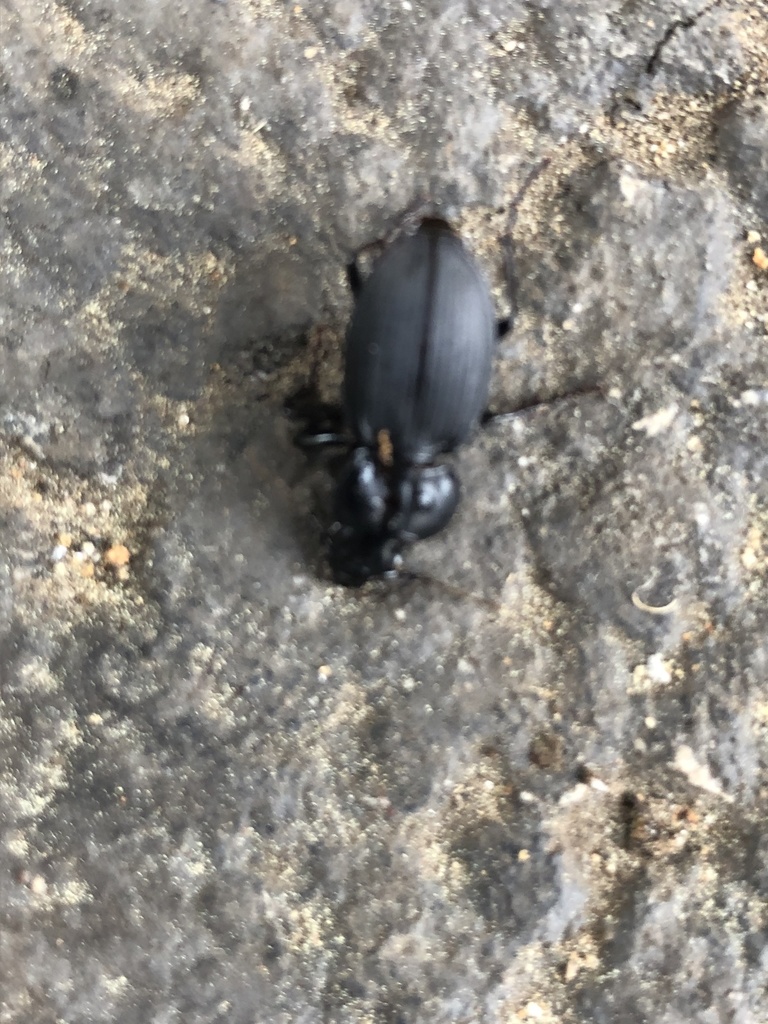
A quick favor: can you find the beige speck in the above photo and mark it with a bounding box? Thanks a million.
[753,247,768,271]
[104,544,131,567]
[747,230,762,245]
[674,745,733,801]
[631,403,678,436]
[30,874,47,896]
[518,848,530,862]
[686,435,703,453]
[565,953,580,982]
[523,1003,543,1020]
[742,546,759,572]
[304,46,319,59]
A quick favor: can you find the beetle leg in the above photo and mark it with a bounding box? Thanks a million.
[346,259,364,297]
[482,384,603,426]
[347,238,387,295]
[285,385,348,449]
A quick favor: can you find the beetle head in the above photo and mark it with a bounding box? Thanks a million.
[329,447,397,585]
[328,449,460,586]
[328,526,403,586]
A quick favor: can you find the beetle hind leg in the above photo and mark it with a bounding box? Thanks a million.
[481,383,603,427]
[346,259,364,297]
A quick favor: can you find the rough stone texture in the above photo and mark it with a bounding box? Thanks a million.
[2,1,768,1022]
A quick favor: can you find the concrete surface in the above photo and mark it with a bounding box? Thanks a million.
[1,1,768,1021]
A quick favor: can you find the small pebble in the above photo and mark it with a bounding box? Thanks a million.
[753,247,768,271]
[104,544,131,567]
[646,653,673,685]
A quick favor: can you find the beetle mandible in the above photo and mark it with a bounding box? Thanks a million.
[297,216,508,586]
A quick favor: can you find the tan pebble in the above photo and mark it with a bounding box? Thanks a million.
[57,532,73,548]
[53,561,69,577]
[753,247,768,271]
[77,561,95,579]
[104,544,131,567]
[116,566,130,582]
[82,502,97,517]
[517,848,530,862]
[747,230,762,244]
[304,46,319,59]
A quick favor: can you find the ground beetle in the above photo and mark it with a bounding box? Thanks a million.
[296,216,508,587]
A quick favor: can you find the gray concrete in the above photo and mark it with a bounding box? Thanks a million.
[2,1,768,1021]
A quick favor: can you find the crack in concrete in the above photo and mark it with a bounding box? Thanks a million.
[645,0,725,76]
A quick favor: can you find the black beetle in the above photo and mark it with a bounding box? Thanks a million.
[298,216,506,587]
